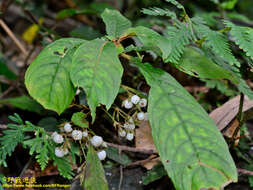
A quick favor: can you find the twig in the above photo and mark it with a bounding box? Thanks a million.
[238,168,253,176]
[0,19,28,55]
[125,155,159,168]
[118,149,123,190]
[232,93,244,141]
[106,142,156,154]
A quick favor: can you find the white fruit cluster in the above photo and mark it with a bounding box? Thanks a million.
[120,95,148,141]
[90,135,107,160]
[55,147,69,158]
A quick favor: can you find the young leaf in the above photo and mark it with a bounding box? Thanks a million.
[25,38,85,115]
[224,20,253,60]
[71,112,89,128]
[193,21,240,67]
[71,39,123,122]
[0,96,44,114]
[177,47,238,83]
[101,8,131,39]
[165,24,192,63]
[137,63,237,190]
[83,146,109,190]
[127,26,171,60]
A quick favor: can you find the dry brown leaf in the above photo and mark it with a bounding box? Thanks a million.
[135,121,157,153]
[142,155,161,170]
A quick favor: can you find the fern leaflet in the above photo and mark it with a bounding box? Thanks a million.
[224,20,253,60]
[165,23,193,63]
[193,20,240,67]
[165,0,184,10]
[141,7,177,20]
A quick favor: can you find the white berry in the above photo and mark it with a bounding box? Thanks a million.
[64,123,72,133]
[126,133,134,141]
[72,130,82,140]
[123,100,133,109]
[53,134,64,144]
[128,123,135,130]
[97,150,106,160]
[90,136,103,147]
[119,129,126,137]
[55,147,65,157]
[123,123,130,129]
[52,132,58,138]
[137,112,145,121]
[131,95,140,104]
[82,131,88,138]
[144,112,148,121]
[139,98,147,107]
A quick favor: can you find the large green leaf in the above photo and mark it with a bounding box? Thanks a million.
[101,8,131,39]
[137,63,237,190]
[84,146,109,190]
[177,47,238,83]
[25,38,85,115]
[71,39,123,121]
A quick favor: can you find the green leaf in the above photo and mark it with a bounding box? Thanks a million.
[71,39,123,122]
[165,0,185,10]
[0,58,17,80]
[0,96,44,114]
[71,112,89,128]
[221,0,238,10]
[25,38,85,115]
[35,141,49,170]
[38,117,59,132]
[193,20,240,67]
[237,78,253,99]
[101,8,131,39]
[177,47,238,83]
[70,26,102,40]
[84,146,109,190]
[56,8,95,20]
[105,147,131,165]
[224,20,253,60]
[137,63,237,190]
[165,24,192,63]
[127,26,171,60]
[142,164,167,185]
[141,7,177,20]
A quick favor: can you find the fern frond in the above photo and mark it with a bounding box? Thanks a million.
[36,142,49,170]
[165,24,193,63]
[141,7,177,20]
[193,21,240,67]
[165,0,184,10]
[224,20,253,60]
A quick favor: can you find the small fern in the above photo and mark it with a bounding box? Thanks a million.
[224,20,253,60]
[165,23,193,63]
[193,20,240,67]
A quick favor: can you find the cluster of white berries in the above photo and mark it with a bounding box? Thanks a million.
[52,122,106,161]
[120,94,148,141]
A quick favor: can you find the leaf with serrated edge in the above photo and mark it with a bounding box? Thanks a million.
[25,38,85,114]
[137,62,237,190]
[101,8,131,39]
[84,146,109,190]
[71,39,123,122]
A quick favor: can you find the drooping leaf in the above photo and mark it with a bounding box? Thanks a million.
[142,164,167,185]
[177,47,238,83]
[137,62,237,190]
[83,146,109,190]
[224,20,253,60]
[71,112,89,128]
[71,39,123,122]
[0,96,44,114]
[101,8,131,39]
[127,26,171,60]
[25,38,85,115]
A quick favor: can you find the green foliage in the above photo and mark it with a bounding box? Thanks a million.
[177,47,237,82]
[71,112,89,128]
[70,26,102,40]
[25,38,85,115]
[137,62,237,190]
[83,146,109,190]
[0,58,17,80]
[105,147,131,165]
[127,26,171,60]
[193,20,240,67]
[224,20,253,60]
[141,7,177,20]
[165,24,193,63]
[38,117,59,132]
[165,0,185,10]
[142,164,167,185]
[101,8,131,39]
[71,39,123,122]
[0,174,6,190]
[0,96,44,114]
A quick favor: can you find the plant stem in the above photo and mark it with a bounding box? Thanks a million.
[232,93,244,141]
